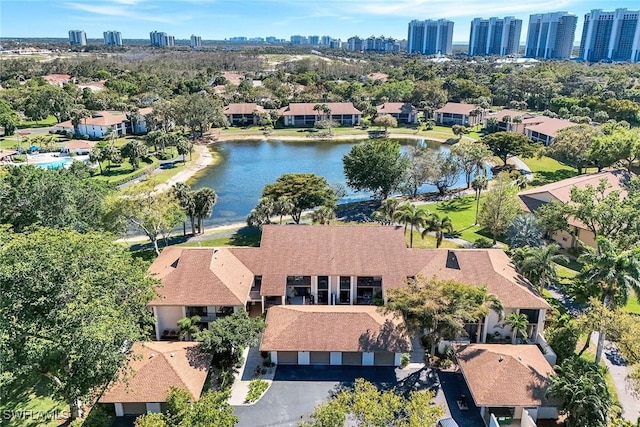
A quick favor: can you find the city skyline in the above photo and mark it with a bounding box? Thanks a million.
[2,0,639,43]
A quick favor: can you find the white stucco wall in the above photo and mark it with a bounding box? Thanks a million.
[362,352,374,366]
[270,351,278,364]
[330,352,342,365]
[146,403,161,413]
[394,353,402,366]
[298,351,310,365]
[155,306,184,337]
[114,403,124,417]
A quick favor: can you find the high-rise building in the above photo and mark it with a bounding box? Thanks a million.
[469,17,522,56]
[103,31,122,46]
[579,8,640,62]
[525,12,577,59]
[290,35,308,44]
[190,34,202,48]
[321,35,332,45]
[407,19,454,55]
[347,36,363,51]
[150,31,174,47]
[308,35,320,45]
[68,30,87,46]
[329,39,342,49]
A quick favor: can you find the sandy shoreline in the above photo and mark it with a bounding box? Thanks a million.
[210,132,476,144]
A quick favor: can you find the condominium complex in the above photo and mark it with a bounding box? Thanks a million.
[346,35,400,52]
[469,16,522,56]
[150,31,174,47]
[103,31,122,46]
[524,12,577,59]
[579,8,640,62]
[68,30,87,46]
[190,34,202,48]
[407,19,454,55]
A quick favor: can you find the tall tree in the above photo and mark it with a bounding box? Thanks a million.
[393,202,429,248]
[247,197,275,228]
[175,137,193,163]
[311,205,335,225]
[373,114,398,133]
[482,132,537,165]
[546,357,611,427]
[193,187,217,233]
[0,99,19,136]
[450,140,492,189]
[120,139,149,170]
[172,182,197,235]
[512,244,568,292]
[104,180,185,256]
[504,312,529,344]
[0,227,157,420]
[262,173,336,224]
[343,139,409,200]
[425,152,462,196]
[471,174,488,225]
[423,213,453,248]
[545,124,603,174]
[173,93,226,138]
[478,172,521,244]
[371,198,401,225]
[404,145,437,198]
[194,311,264,360]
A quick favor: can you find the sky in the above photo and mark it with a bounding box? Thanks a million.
[1,0,639,43]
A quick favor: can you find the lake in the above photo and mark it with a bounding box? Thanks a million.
[191,139,485,226]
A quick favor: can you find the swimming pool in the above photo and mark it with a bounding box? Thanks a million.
[34,158,72,170]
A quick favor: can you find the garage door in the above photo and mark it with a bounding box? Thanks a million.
[122,403,147,416]
[342,352,362,365]
[374,352,395,366]
[277,351,298,365]
[310,351,330,365]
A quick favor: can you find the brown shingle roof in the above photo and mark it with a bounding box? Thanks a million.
[224,103,265,115]
[64,140,96,150]
[376,102,417,115]
[435,102,478,115]
[0,149,18,160]
[149,247,253,306]
[99,342,211,403]
[82,111,127,127]
[524,117,576,138]
[406,249,549,309]
[260,305,411,352]
[456,344,554,407]
[279,102,362,116]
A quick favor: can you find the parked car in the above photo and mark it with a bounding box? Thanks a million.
[438,418,460,427]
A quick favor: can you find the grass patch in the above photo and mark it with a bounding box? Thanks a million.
[577,335,619,404]
[91,156,159,185]
[17,115,58,129]
[244,379,269,403]
[521,156,599,187]
[179,228,262,248]
[0,373,69,427]
[624,290,640,315]
[406,229,460,249]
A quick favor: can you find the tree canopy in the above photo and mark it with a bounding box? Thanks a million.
[262,173,336,223]
[482,132,537,165]
[194,311,264,360]
[0,227,157,419]
[343,139,409,200]
[478,172,521,244]
[545,124,603,174]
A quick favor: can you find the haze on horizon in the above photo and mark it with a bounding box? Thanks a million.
[1,0,639,43]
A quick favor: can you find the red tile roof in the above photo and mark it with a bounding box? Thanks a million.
[260,305,411,353]
[279,102,362,116]
[64,140,95,150]
[224,103,265,115]
[435,102,478,115]
[99,341,211,403]
[525,117,576,138]
[82,111,127,127]
[456,344,555,407]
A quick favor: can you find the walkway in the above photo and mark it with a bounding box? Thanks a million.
[228,345,276,406]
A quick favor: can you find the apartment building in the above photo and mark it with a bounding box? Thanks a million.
[525,12,577,59]
[469,17,522,56]
[190,34,202,48]
[68,30,87,46]
[150,31,174,47]
[407,19,454,55]
[579,8,640,62]
[103,31,122,46]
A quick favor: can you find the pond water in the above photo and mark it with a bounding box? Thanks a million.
[191,139,489,226]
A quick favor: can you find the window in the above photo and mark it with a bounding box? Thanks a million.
[186,306,207,317]
[317,276,329,304]
[339,276,351,304]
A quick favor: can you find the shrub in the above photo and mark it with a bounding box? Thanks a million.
[69,407,111,427]
[244,379,269,403]
[400,353,411,368]
[473,237,494,248]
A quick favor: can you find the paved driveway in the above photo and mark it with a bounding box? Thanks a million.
[234,365,437,427]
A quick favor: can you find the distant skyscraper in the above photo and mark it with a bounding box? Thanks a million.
[347,36,363,51]
[525,12,577,59]
[290,35,308,44]
[150,31,174,47]
[579,8,640,62]
[469,17,522,56]
[68,30,87,46]
[190,34,202,48]
[308,35,320,45]
[321,35,332,45]
[103,31,122,46]
[407,19,454,55]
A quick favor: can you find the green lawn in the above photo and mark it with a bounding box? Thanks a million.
[624,290,640,315]
[520,156,600,187]
[0,374,69,427]
[406,229,460,249]
[178,228,262,247]
[417,194,503,245]
[17,115,58,129]
[91,156,159,185]
[577,336,620,405]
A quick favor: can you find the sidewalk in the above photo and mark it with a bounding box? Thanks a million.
[228,346,276,406]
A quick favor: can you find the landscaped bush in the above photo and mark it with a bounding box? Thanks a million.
[12,154,26,162]
[400,353,411,368]
[473,237,494,248]
[244,379,268,403]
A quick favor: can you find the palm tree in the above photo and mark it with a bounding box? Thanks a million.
[512,244,568,291]
[471,174,488,225]
[372,198,400,225]
[504,312,529,344]
[577,237,640,363]
[175,137,193,163]
[247,197,275,228]
[89,147,103,175]
[393,203,429,248]
[193,187,217,234]
[273,197,295,224]
[177,315,201,341]
[311,206,335,225]
[423,213,453,248]
[172,183,197,235]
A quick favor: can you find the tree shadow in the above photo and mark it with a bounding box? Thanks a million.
[0,373,69,427]
[227,227,262,247]
[530,169,577,187]
[435,196,473,213]
[335,200,380,223]
[357,320,412,354]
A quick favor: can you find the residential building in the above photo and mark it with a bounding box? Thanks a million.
[434,102,485,126]
[486,109,576,145]
[360,36,401,53]
[329,39,342,49]
[407,19,454,55]
[99,342,211,416]
[278,102,362,127]
[190,34,202,49]
[518,170,632,249]
[525,12,577,59]
[103,31,122,46]
[150,31,174,47]
[265,36,278,43]
[290,35,308,45]
[523,117,577,145]
[68,30,87,46]
[321,35,332,45]
[148,225,551,367]
[347,36,363,52]
[376,102,418,124]
[469,17,522,56]
[456,344,558,425]
[62,140,96,155]
[579,8,640,63]
[223,103,266,126]
[53,108,152,138]
[308,35,320,45]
